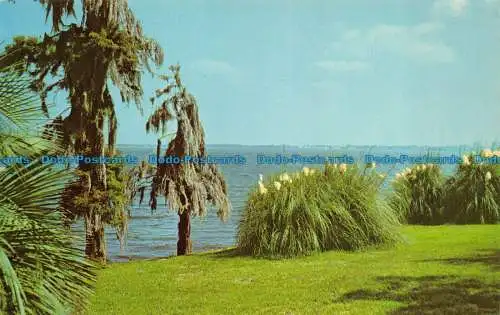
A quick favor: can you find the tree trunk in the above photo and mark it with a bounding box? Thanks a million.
[82,108,108,263]
[84,212,106,263]
[177,209,192,255]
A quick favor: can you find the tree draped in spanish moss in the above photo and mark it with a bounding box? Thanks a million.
[139,65,231,255]
[1,0,163,262]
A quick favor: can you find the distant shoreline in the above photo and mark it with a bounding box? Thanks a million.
[116,144,479,150]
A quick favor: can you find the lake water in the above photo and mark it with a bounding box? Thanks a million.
[72,144,473,261]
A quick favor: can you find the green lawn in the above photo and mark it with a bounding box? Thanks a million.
[88,225,500,314]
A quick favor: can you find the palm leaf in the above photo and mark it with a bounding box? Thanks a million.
[0,59,95,314]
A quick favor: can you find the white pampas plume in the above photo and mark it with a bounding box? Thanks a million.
[273,181,282,190]
[258,181,267,194]
[339,163,347,173]
[302,167,310,176]
[485,171,492,181]
[462,155,470,166]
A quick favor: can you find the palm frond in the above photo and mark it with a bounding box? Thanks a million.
[0,63,57,158]
[0,62,95,314]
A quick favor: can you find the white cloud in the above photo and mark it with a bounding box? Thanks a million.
[332,22,455,64]
[314,60,370,72]
[432,0,469,17]
[190,59,236,76]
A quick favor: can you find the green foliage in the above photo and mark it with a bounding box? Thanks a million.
[62,162,129,224]
[60,160,131,249]
[0,62,95,314]
[237,164,400,258]
[1,0,165,261]
[443,152,500,224]
[2,2,164,111]
[389,164,445,225]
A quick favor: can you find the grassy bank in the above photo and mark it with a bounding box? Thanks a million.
[88,225,500,314]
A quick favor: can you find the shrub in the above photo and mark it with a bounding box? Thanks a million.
[389,164,445,225]
[443,151,500,224]
[237,164,400,258]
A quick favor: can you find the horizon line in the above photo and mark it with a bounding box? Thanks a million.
[116,143,494,147]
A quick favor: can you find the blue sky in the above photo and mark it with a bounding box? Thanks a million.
[1,0,499,146]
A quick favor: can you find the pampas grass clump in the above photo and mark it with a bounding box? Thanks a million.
[443,151,500,224]
[389,164,444,225]
[237,164,400,258]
